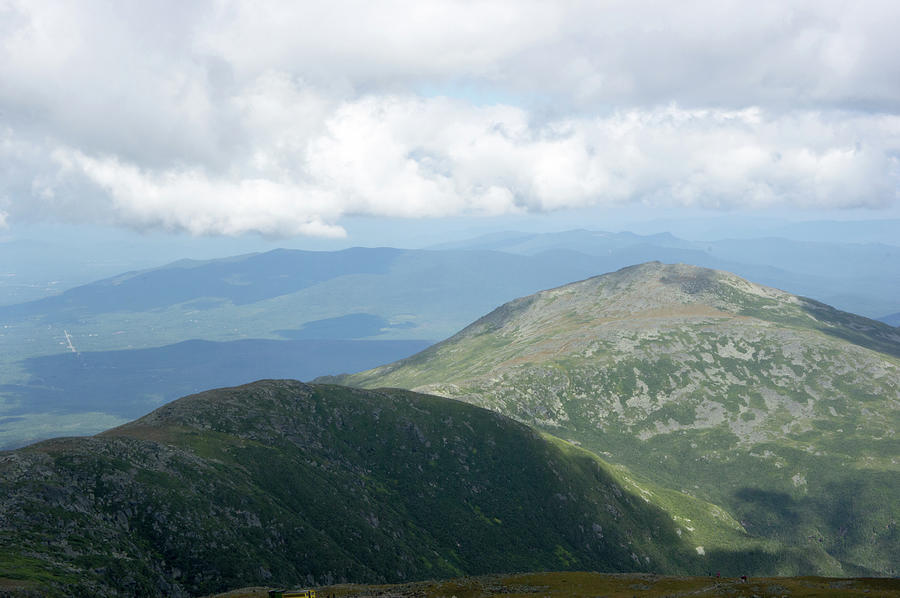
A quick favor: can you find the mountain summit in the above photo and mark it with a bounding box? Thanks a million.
[339,262,900,575]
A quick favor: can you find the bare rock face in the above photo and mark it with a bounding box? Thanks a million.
[341,262,900,576]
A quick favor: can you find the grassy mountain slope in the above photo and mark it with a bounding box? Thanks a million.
[337,262,900,575]
[0,379,769,597]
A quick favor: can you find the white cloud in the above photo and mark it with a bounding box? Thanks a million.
[52,149,347,237]
[28,97,897,235]
[194,0,900,111]
[1,0,899,236]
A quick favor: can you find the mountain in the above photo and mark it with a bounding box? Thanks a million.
[594,218,900,246]
[0,247,604,341]
[757,218,900,246]
[336,262,900,576]
[429,229,696,254]
[431,229,900,319]
[0,379,760,597]
[881,312,900,327]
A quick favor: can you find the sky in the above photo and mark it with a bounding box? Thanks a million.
[1,0,900,246]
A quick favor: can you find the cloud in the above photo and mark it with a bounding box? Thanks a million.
[27,97,898,235]
[52,149,347,237]
[1,1,899,236]
[193,0,900,112]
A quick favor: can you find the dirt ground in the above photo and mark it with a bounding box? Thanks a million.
[210,571,900,598]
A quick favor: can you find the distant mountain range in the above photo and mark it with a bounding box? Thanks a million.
[0,248,608,448]
[431,228,900,319]
[335,262,900,576]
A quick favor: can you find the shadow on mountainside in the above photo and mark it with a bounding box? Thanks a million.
[798,298,900,358]
[731,470,900,576]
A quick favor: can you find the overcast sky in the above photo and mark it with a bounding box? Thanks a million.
[2,0,899,239]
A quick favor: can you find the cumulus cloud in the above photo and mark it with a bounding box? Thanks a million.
[51,149,346,237]
[1,0,899,236]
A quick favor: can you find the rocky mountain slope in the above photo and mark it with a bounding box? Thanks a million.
[0,379,756,597]
[337,262,900,576]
